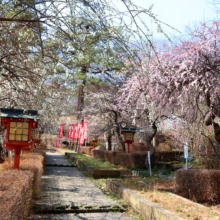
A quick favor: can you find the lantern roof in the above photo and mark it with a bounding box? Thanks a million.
[0,108,39,120]
[121,127,136,133]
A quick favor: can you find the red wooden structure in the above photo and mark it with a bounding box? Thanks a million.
[0,108,39,169]
[91,133,99,149]
[92,139,98,149]
[121,128,136,153]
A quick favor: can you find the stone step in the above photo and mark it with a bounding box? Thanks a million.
[44,163,76,167]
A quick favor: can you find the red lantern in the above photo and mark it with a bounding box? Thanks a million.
[0,108,39,169]
[121,128,136,153]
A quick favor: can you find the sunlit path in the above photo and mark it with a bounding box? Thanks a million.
[29,151,133,220]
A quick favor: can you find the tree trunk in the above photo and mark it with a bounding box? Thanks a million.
[116,126,125,151]
[143,121,157,169]
[107,131,112,150]
[113,111,126,151]
[77,66,87,121]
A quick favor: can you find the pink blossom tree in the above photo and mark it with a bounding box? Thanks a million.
[119,21,220,151]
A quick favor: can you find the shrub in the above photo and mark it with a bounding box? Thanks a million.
[0,170,33,220]
[176,169,220,203]
[80,146,93,155]
[114,153,132,168]
[130,143,150,152]
[92,149,106,160]
[151,151,183,163]
[130,152,148,169]
[104,151,116,164]
[1,146,46,199]
[104,151,124,164]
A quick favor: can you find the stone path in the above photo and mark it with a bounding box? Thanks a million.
[29,151,133,220]
[44,150,75,167]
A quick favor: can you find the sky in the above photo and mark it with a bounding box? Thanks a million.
[125,0,218,41]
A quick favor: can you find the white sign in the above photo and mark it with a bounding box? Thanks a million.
[112,145,114,151]
[148,151,151,164]
[148,151,151,176]
[106,142,108,150]
[184,142,188,158]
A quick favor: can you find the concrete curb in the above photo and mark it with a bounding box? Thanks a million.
[66,153,121,179]
[106,180,183,220]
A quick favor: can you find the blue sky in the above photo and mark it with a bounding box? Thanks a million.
[137,0,217,38]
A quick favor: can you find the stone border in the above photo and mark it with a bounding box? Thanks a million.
[65,153,121,179]
[106,180,183,220]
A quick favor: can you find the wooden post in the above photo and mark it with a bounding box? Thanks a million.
[9,150,12,164]
[127,143,130,153]
[14,148,21,169]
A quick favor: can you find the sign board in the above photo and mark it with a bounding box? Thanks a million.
[148,151,151,176]
[148,151,151,164]
[184,142,188,158]
[106,142,108,150]
[59,124,64,138]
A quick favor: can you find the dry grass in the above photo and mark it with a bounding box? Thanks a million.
[0,170,33,220]
[1,149,45,198]
[0,144,46,219]
[116,177,220,220]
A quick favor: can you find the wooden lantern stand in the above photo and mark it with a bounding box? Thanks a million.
[121,128,136,153]
[92,139,98,149]
[1,108,39,169]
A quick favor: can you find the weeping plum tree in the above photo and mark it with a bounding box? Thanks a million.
[119,21,220,153]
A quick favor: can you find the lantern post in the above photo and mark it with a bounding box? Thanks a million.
[0,108,39,169]
[121,128,136,153]
[91,133,99,149]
